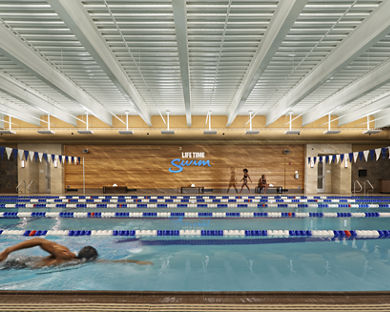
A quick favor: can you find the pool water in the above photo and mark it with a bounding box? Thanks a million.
[1,196,390,291]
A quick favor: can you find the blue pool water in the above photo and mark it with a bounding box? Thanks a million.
[1,196,390,291]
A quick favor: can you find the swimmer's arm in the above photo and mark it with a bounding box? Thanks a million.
[0,238,74,262]
[96,259,153,265]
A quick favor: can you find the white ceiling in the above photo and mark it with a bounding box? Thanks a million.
[0,0,390,128]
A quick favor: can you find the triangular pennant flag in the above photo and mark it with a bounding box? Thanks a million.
[58,155,63,164]
[359,151,364,161]
[24,150,29,161]
[375,148,381,161]
[369,149,375,161]
[0,146,5,160]
[310,157,315,168]
[38,152,43,162]
[78,157,81,164]
[353,152,359,163]
[18,150,24,160]
[344,154,349,168]
[34,152,39,162]
[319,156,323,163]
[51,154,55,162]
[349,153,353,162]
[340,154,344,162]
[325,155,329,164]
[382,148,387,159]
[336,154,340,163]
[308,157,311,165]
[29,151,34,162]
[388,147,390,159]
[12,148,18,160]
[313,157,317,165]
[43,153,48,162]
[67,156,71,164]
[5,147,12,160]
[55,154,59,162]
[363,150,369,162]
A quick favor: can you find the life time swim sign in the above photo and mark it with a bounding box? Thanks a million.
[169,152,212,173]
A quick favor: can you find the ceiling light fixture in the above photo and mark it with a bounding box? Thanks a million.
[246,111,259,134]
[285,112,300,135]
[38,113,55,134]
[119,111,133,134]
[363,115,381,135]
[204,111,217,135]
[324,113,340,134]
[161,111,174,134]
[78,112,93,134]
[0,116,15,134]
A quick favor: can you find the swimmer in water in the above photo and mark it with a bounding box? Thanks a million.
[0,238,152,268]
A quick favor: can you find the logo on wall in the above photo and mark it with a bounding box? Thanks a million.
[169,152,212,173]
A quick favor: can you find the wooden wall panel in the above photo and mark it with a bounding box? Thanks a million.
[64,144,304,190]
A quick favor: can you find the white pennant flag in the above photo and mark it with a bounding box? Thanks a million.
[18,150,24,160]
[67,156,71,163]
[353,152,359,163]
[344,154,348,168]
[5,147,12,160]
[38,152,43,162]
[363,150,369,162]
[336,154,340,163]
[55,154,59,162]
[47,154,52,163]
[375,148,381,161]
[388,147,390,159]
[310,158,315,168]
[29,151,34,162]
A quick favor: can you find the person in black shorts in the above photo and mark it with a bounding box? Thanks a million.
[240,168,252,193]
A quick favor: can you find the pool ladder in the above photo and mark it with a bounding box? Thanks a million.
[353,180,374,195]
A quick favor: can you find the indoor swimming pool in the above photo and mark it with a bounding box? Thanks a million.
[0,195,390,291]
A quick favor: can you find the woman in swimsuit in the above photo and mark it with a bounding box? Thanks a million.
[240,168,252,193]
[258,174,268,194]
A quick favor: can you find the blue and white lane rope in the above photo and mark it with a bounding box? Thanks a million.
[0,229,389,238]
[1,203,389,209]
[0,211,389,219]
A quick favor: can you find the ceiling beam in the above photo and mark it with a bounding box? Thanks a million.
[338,92,390,126]
[303,59,390,125]
[0,73,77,126]
[0,22,113,126]
[0,100,41,126]
[266,0,390,126]
[226,0,307,126]
[172,0,191,127]
[374,107,390,129]
[48,0,152,126]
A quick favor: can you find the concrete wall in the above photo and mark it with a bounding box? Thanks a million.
[305,144,352,195]
[0,156,17,193]
[17,144,63,194]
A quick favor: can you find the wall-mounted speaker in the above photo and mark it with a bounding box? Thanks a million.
[82,149,89,154]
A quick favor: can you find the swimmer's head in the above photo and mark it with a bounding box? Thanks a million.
[77,246,98,261]
[243,168,248,173]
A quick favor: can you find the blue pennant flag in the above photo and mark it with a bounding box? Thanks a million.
[78,157,81,164]
[51,154,55,162]
[319,156,323,163]
[382,148,388,159]
[24,150,29,161]
[349,153,353,162]
[59,155,62,164]
[34,152,39,162]
[12,148,18,160]
[332,155,336,163]
[358,151,364,161]
[313,157,317,165]
[43,153,48,162]
[340,154,344,162]
[370,149,375,160]
[325,155,329,163]
[0,146,4,160]
[308,157,311,165]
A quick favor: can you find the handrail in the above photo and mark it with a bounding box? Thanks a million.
[364,180,374,194]
[353,180,363,194]
[16,180,26,194]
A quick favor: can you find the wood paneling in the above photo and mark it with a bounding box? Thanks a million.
[64,144,304,190]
